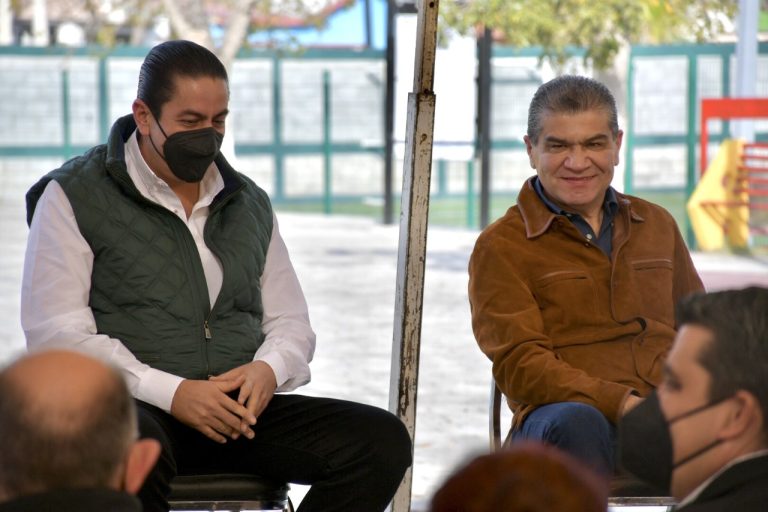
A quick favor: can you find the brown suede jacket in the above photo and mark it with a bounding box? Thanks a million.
[469,177,704,429]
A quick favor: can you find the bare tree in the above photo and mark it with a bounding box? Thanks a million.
[161,0,214,48]
[11,0,336,68]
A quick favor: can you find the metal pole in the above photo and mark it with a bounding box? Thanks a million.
[272,56,285,201]
[437,159,447,196]
[466,159,476,228]
[477,27,492,228]
[685,53,698,248]
[61,67,72,160]
[363,0,373,49]
[733,0,759,142]
[323,70,332,214]
[384,0,396,224]
[388,0,440,510]
[98,56,110,143]
[722,51,731,139]
[624,50,635,194]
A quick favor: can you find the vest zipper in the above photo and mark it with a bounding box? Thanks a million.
[204,318,212,378]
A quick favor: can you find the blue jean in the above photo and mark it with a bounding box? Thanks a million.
[511,402,616,476]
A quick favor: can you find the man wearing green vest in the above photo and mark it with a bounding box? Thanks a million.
[21,40,411,512]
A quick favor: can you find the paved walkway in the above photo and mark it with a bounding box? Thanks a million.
[1,169,767,509]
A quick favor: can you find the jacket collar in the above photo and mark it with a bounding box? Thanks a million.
[685,452,768,507]
[517,176,644,239]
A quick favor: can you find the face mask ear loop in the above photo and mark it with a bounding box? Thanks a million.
[667,395,731,425]
[147,113,170,163]
[667,396,731,471]
[672,438,723,470]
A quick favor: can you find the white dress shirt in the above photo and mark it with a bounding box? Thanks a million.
[21,131,315,412]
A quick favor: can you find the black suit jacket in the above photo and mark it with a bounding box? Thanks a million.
[0,488,141,512]
[676,454,768,511]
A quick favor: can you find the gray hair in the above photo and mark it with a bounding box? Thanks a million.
[527,75,619,144]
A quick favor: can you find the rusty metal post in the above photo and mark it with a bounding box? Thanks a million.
[388,0,440,510]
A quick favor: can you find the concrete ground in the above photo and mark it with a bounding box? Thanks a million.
[1,169,767,510]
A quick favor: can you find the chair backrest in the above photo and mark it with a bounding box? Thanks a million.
[490,378,503,452]
[488,379,676,509]
[168,473,293,512]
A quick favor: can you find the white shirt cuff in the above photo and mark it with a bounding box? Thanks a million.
[254,351,289,389]
[135,368,185,413]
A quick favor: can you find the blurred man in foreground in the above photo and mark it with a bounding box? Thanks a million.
[431,442,608,512]
[0,350,160,511]
[620,287,768,510]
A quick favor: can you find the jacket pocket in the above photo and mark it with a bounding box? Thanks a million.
[532,270,597,339]
[628,258,674,323]
[630,258,673,271]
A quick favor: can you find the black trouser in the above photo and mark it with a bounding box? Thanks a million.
[136,394,412,512]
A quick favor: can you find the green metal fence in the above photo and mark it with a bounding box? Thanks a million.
[3,42,768,235]
[0,44,394,218]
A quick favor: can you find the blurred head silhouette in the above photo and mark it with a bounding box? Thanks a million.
[0,349,160,501]
[431,442,608,512]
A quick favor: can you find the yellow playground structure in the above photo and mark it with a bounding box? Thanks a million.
[688,99,768,251]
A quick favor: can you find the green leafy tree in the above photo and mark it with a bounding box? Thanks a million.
[441,0,738,69]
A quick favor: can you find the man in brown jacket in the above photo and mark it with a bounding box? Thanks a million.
[468,75,703,475]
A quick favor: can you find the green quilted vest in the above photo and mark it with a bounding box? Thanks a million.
[26,115,274,379]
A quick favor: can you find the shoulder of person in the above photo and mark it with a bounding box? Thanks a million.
[616,191,676,225]
[475,205,525,245]
[236,172,272,206]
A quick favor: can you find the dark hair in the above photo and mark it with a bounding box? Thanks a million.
[676,287,768,426]
[527,75,619,144]
[430,443,608,512]
[0,364,137,496]
[137,39,228,118]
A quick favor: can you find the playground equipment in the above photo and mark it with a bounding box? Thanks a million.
[688,98,768,251]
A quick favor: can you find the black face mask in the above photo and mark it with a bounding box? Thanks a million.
[150,121,224,183]
[618,391,727,495]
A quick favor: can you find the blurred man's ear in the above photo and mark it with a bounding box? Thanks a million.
[719,390,763,444]
[122,439,162,494]
[613,129,624,166]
